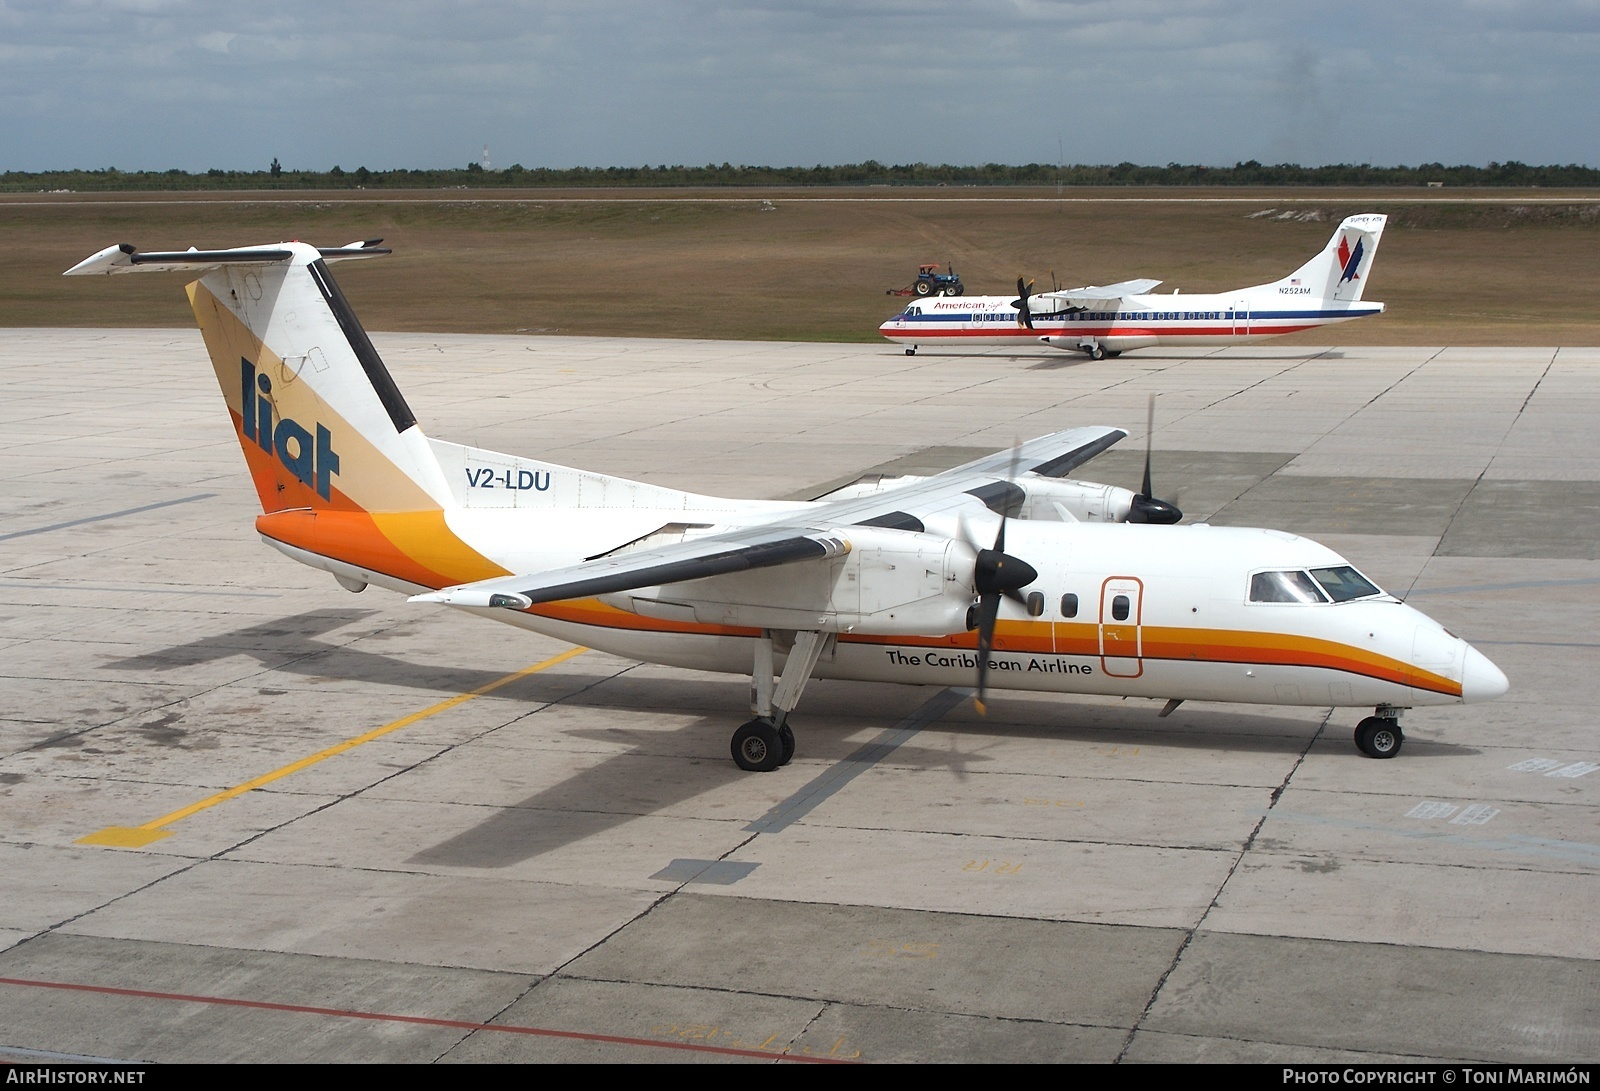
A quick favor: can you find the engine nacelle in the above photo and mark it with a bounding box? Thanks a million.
[1018,475,1137,523]
[608,524,976,635]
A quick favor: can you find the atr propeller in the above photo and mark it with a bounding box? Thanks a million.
[1012,277,1035,330]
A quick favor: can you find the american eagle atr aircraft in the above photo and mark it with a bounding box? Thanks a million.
[67,237,1504,771]
[880,214,1387,358]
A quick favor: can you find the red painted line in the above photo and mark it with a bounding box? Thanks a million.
[0,975,855,1063]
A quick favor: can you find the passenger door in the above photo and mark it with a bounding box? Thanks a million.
[1099,576,1144,678]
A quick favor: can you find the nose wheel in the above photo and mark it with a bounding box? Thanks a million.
[731,718,796,771]
[1354,715,1404,758]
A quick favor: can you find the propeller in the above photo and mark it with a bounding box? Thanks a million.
[1127,394,1184,525]
[1011,277,1035,330]
[968,444,1037,713]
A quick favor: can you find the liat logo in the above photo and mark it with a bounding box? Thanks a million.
[240,358,340,500]
[1337,235,1366,283]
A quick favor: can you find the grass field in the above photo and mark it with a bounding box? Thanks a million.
[7,187,1598,344]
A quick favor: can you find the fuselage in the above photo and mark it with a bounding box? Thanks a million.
[262,499,1507,714]
[879,290,1385,355]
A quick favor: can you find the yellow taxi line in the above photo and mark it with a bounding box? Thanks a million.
[78,646,588,848]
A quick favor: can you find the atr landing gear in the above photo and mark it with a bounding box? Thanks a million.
[906,346,918,356]
[1354,710,1405,758]
[734,630,825,771]
[1080,341,1106,360]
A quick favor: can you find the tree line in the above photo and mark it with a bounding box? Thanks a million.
[6,159,1597,191]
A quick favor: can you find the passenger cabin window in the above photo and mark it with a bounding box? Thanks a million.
[1026,592,1045,617]
[1309,565,1383,602]
[1061,593,1079,618]
[1111,594,1130,621]
[1249,570,1329,604]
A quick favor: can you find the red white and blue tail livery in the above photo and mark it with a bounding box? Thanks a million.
[881,214,1387,359]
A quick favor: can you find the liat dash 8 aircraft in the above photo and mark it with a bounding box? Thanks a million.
[881,214,1387,359]
[67,236,1503,771]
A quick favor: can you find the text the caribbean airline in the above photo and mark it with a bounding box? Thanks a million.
[880,214,1386,358]
[66,235,1502,772]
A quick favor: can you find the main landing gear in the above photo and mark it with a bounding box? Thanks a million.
[905,346,918,356]
[733,630,828,771]
[1354,707,1405,758]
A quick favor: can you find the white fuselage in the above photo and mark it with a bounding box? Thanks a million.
[879,289,1384,355]
[267,499,1504,714]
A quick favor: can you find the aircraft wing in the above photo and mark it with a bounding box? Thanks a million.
[807,425,1127,521]
[1038,279,1162,305]
[412,425,1126,609]
[412,525,851,608]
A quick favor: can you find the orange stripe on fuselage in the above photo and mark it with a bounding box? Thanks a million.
[256,508,506,589]
[253,512,1459,699]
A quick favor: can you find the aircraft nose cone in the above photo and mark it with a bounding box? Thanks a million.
[1461,644,1509,702]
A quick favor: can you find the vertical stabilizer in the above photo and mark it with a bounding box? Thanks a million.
[1271,214,1387,302]
[68,242,453,515]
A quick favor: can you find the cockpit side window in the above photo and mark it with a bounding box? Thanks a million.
[1249,570,1329,604]
[1310,565,1383,602]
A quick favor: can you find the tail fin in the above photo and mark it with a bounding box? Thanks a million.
[66,242,452,515]
[1271,214,1387,302]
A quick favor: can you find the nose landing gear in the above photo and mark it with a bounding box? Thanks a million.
[1354,708,1405,758]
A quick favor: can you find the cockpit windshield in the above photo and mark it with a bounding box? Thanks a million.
[1249,570,1328,604]
[1309,565,1384,602]
[1249,566,1386,604]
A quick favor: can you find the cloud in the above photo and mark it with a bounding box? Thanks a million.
[0,1,1595,170]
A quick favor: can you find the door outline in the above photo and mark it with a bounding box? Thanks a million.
[1099,576,1144,678]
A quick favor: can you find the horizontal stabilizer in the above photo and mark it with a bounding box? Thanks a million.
[64,240,390,276]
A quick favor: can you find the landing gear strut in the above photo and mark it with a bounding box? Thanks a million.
[734,630,826,771]
[1354,708,1405,758]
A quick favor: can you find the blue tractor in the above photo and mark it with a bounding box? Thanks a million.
[889,263,965,297]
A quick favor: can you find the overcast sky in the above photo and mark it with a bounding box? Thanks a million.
[3,0,1596,172]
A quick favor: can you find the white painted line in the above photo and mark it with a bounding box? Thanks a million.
[1450,805,1500,826]
[1546,762,1599,779]
[1508,758,1566,772]
[1406,801,1459,820]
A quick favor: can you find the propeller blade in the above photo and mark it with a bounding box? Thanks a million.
[972,437,1035,712]
[973,591,1001,711]
[1127,393,1184,524]
[1012,277,1035,330]
[1142,394,1155,499]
